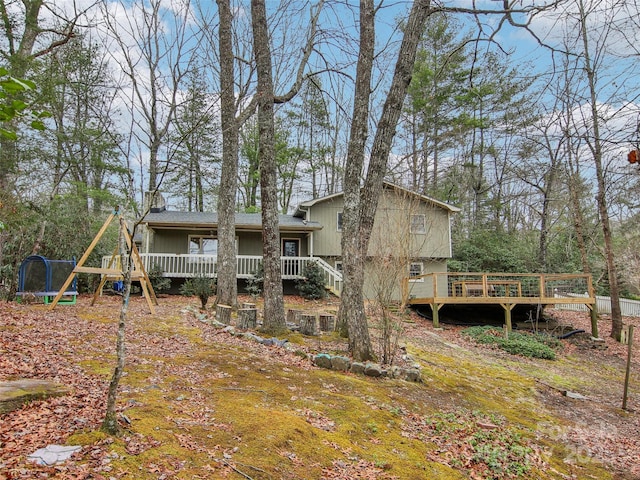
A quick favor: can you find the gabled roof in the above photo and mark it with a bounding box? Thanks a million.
[143,210,322,231]
[294,181,460,216]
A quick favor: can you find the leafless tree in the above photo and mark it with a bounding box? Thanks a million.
[250,0,286,332]
[99,0,196,192]
[215,0,241,308]
[339,0,433,361]
[563,0,637,340]
[247,0,322,332]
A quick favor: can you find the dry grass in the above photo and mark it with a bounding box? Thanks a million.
[1,294,638,479]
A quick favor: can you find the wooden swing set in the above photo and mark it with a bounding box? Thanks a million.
[48,207,158,314]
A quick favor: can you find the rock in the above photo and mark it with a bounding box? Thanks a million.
[364,363,384,378]
[563,391,587,400]
[0,379,69,415]
[330,356,351,371]
[350,362,366,375]
[262,337,288,347]
[404,368,422,382]
[389,366,403,379]
[243,332,263,343]
[313,353,332,369]
[403,368,422,383]
[28,445,81,466]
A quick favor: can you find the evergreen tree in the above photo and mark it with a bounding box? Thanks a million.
[166,67,221,212]
[34,36,124,214]
[296,261,326,300]
[402,13,470,194]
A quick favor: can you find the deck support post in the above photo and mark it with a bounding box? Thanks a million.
[500,303,515,332]
[431,303,442,328]
[589,304,599,338]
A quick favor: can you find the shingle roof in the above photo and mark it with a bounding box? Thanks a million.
[143,210,321,231]
[295,181,460,214]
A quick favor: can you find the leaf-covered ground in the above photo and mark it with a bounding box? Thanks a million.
[0,295,638,479]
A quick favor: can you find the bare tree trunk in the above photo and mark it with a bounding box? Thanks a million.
[578,0,622,340]
[101,219,131,436]
[559,51,591,275]
[340,0,432,361]
[216,0,239,308]
[567,158,590,274]
[251,0,285,334]
[338,0,375,354]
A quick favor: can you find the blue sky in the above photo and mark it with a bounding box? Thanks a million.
[43,0,640,210]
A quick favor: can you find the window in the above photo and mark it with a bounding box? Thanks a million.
[189,236,218,255]
[409,262,424,282]
[410,214,426,234]
[282,239,300,257]
[335,261,343,273]
[337,212,343,232]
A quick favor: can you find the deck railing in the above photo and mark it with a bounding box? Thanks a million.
[101,253,343,294]
[403,272,595,304]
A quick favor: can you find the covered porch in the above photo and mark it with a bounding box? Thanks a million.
[101,253,343,295]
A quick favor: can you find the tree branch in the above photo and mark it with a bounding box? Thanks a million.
[274,0,324,104]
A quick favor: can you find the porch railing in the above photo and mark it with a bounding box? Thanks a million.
[101,253,343,295]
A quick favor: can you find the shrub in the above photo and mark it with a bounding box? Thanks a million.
[245,264,264,298]
[147,264,171,294]
[296,261,326,300]
[180,275,216,309]
[462,326,558,360]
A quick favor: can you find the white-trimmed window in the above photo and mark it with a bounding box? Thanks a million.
[410,214,426,234]
[337,212,343,232]
[335,261,343,273]
[409,262,424,282]
[189,236,218,256]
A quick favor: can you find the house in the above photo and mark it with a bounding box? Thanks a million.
[106,182,459,299]
[295,182,460,300]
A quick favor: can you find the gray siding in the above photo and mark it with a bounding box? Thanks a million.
[149,229,310,256]
[362,258,447,301]
[308,189,452,259]
[239,232,263,255]
[307,197,344,256]
[151,230,190,253]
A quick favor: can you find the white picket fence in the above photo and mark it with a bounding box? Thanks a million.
[555,294,640,317]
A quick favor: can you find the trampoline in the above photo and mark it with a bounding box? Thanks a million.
[17,255,78,304]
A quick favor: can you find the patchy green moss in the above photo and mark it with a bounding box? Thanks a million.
[78,359,115,377]
[53,299,617,480]
[404,344,614,479]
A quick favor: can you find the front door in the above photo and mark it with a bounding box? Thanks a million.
[282,239,300,276]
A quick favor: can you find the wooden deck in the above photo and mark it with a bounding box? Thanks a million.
[402,272,597,331]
